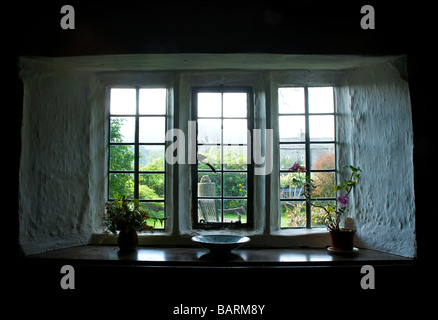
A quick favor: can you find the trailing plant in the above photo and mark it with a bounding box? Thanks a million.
[289,163,362,231]
[103,195,166,233]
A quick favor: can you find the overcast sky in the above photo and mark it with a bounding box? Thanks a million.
[110,87,335,144]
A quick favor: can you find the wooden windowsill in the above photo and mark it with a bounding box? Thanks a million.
[26,245,413,268]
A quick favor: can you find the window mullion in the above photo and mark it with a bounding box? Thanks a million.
[134,87,140,200]
[220,91,224,223]
[304,87,311,228]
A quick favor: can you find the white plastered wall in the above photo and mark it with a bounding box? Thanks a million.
[18,58,105,255]
[335,57,416,258]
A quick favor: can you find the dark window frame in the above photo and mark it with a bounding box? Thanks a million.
[279,86,337,229]
[108,87,167,229]
[191,86,254,229]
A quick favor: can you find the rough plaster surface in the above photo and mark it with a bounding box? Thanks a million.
[19,59,105,255]
[336,58,416,258]
[47,54,397,72]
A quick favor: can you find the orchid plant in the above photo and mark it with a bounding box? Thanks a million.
[289,163,362,231]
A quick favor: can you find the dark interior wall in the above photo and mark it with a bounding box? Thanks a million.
[8,1,433,262]
[11,1,419,56]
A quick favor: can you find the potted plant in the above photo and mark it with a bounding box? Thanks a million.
[289,162,362,252]
[102,195,165,252]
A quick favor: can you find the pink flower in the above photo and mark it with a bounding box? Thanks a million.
[289,162,306,172]
[337,194,350,207]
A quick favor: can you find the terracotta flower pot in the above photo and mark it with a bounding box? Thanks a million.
[329,230,355,251]
[118,227,138,252]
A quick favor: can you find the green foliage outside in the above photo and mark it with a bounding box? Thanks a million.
[110,120,336,228]
[109,119,165,227]
[103,195,164,233]
[280,153,336,228]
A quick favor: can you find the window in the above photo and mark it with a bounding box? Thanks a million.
[279,87,336,228]
[107,84,335,232]
[108,87,167,228]
[192,87,254,228]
